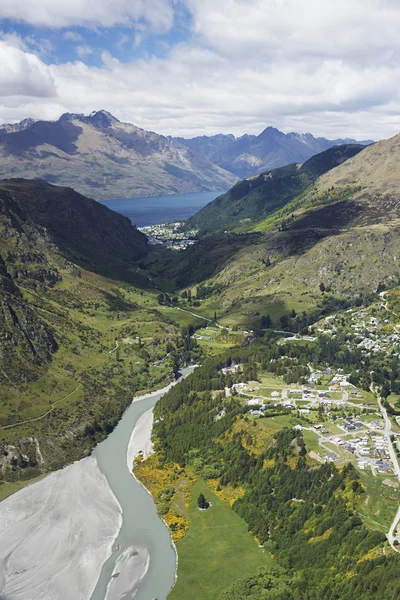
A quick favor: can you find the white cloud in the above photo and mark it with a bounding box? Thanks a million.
[187,0,400,65]
[64,31,84,42]
[2,0,400,141]
[0,41,56,97]
[76,45,93,58]
[0,0,174,32]
[0,30,28,51]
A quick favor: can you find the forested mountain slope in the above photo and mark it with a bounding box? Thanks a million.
[185,144,365,235]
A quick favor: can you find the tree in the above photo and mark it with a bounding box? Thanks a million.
[261,314,272,329]
[181,290,188,299]
[279,314,289,329]
[197,493,209,509]
[319,282,326,292]
[381,382,391,399]
[115,347,120,361]
[157,293,164,305]
[214,311,217,322]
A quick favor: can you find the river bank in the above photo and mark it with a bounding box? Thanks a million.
[103,407,156,599]
[0,368,196,600]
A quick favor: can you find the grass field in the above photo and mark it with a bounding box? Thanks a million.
[169,479,269,600]
[356,470,400,532]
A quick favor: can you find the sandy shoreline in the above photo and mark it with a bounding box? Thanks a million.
[104,547,150,600]
[127,406,155,469]
[0,456,122,600]
[126,406,181,599]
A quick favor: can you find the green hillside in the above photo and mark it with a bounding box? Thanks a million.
[185,144,365,235]
[0,179,201,493]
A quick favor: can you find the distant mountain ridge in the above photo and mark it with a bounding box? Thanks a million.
[172,127,372,179]
[0,111,237,200]
[0,111,371,199]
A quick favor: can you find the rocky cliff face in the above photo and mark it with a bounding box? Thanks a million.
[0,191,60,386]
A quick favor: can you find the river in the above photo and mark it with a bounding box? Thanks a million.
[0,368,195,600]
[90,371,195,600]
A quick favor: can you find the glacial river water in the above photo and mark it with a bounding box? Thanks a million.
[91,367,195,600]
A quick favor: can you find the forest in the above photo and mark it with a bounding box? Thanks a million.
[153,334,400,599]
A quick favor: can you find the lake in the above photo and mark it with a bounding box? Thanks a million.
[99,191,220,227]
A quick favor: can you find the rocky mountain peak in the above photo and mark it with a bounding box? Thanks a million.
[88,110,120,128]
[58,112,85,122]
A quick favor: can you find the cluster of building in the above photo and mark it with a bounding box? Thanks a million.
[139,222,198,251]
[314,306,400,357]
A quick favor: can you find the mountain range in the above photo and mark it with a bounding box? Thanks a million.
[0,111,370,200]
[0,114,399,600]
[0,111,237,200]
[166,133,400,318]
[172,127,372,179]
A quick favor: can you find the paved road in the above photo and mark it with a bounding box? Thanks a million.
[378,396,400,550]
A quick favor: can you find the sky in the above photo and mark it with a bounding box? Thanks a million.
[1,0,400,140]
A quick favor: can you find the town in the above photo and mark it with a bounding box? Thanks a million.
[313,290,400,357]
[220,363,400,482]
[139,221,198,250]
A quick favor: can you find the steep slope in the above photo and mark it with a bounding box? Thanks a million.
[0,179,196,485]
[0,111,237,199]
[0,178,148,385]
[0,179,148,278]
[186,144,365,235]
[159,134,400,328]
[173,127,371,178]
[256,132,400,233]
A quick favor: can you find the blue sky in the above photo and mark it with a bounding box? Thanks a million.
[0,3,192,66]
[0,0,400,140]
